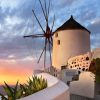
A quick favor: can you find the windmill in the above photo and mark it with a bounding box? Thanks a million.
[23,0,55,69]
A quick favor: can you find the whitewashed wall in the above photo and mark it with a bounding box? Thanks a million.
[52,30,90,69]
[67,52,91,73]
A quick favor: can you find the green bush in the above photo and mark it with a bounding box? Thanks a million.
[0,75,47,100]
[20,75,47,96]
[0,81,23,100]
[89,58,100,83]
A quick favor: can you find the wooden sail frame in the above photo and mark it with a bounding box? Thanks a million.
[24,0,55,69]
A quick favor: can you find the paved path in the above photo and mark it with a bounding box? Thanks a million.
[70,94,94,100]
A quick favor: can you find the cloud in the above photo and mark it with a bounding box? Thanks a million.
[0,6,9,24]
[88,18,100,34]
[0,0,100,67]
[0,35,45,59]
[53,0,78,8]
[0,0,26,9]
[90,34,100,49]
[88,18,100,49]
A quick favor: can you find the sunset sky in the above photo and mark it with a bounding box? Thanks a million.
[0,0,100,85]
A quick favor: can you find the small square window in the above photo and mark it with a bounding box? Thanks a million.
[55,33,58,37]
[57,40,60,45]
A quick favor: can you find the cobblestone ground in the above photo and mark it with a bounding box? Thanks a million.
[70,94,94,100]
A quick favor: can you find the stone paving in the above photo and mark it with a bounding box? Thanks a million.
[70,94,94,100]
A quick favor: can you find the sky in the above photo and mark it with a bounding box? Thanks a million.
[0,0,100,85]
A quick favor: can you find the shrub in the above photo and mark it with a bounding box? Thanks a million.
[89,58,100,83]
[0,81,23,100]
[20,75,47,97]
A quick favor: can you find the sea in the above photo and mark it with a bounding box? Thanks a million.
[0,86,4,94]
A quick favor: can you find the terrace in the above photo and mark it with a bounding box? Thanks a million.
[0,70,95,100]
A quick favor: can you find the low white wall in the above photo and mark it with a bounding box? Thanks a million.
[36,73,59,87]
[70,72,94,98]
[60,69,78,83]
[19,73,70,100]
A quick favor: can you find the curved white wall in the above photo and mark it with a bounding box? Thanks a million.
[52,30,90,69]
[18,73,69,100]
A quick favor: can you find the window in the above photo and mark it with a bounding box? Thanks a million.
[57,40,60,45]
[86,57,89,61]
[55,33,58,38]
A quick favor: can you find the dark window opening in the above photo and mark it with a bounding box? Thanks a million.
[61,65,67,70]
[82,68,85,71]
[55,33,58,37]
[57,40,60,45]
[86,57,89,61]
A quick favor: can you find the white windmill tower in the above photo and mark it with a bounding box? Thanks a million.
[52,16,91,69]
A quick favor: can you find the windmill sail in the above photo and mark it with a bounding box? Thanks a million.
[23,0,55,69]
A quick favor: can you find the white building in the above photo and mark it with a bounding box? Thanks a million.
[52,16,91,69]
[92,48,100,59]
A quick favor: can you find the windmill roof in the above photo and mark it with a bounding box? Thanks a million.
[55,16,90,33]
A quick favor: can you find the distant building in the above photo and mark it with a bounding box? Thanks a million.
[52,16,91,69]
[92,48,100,59]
